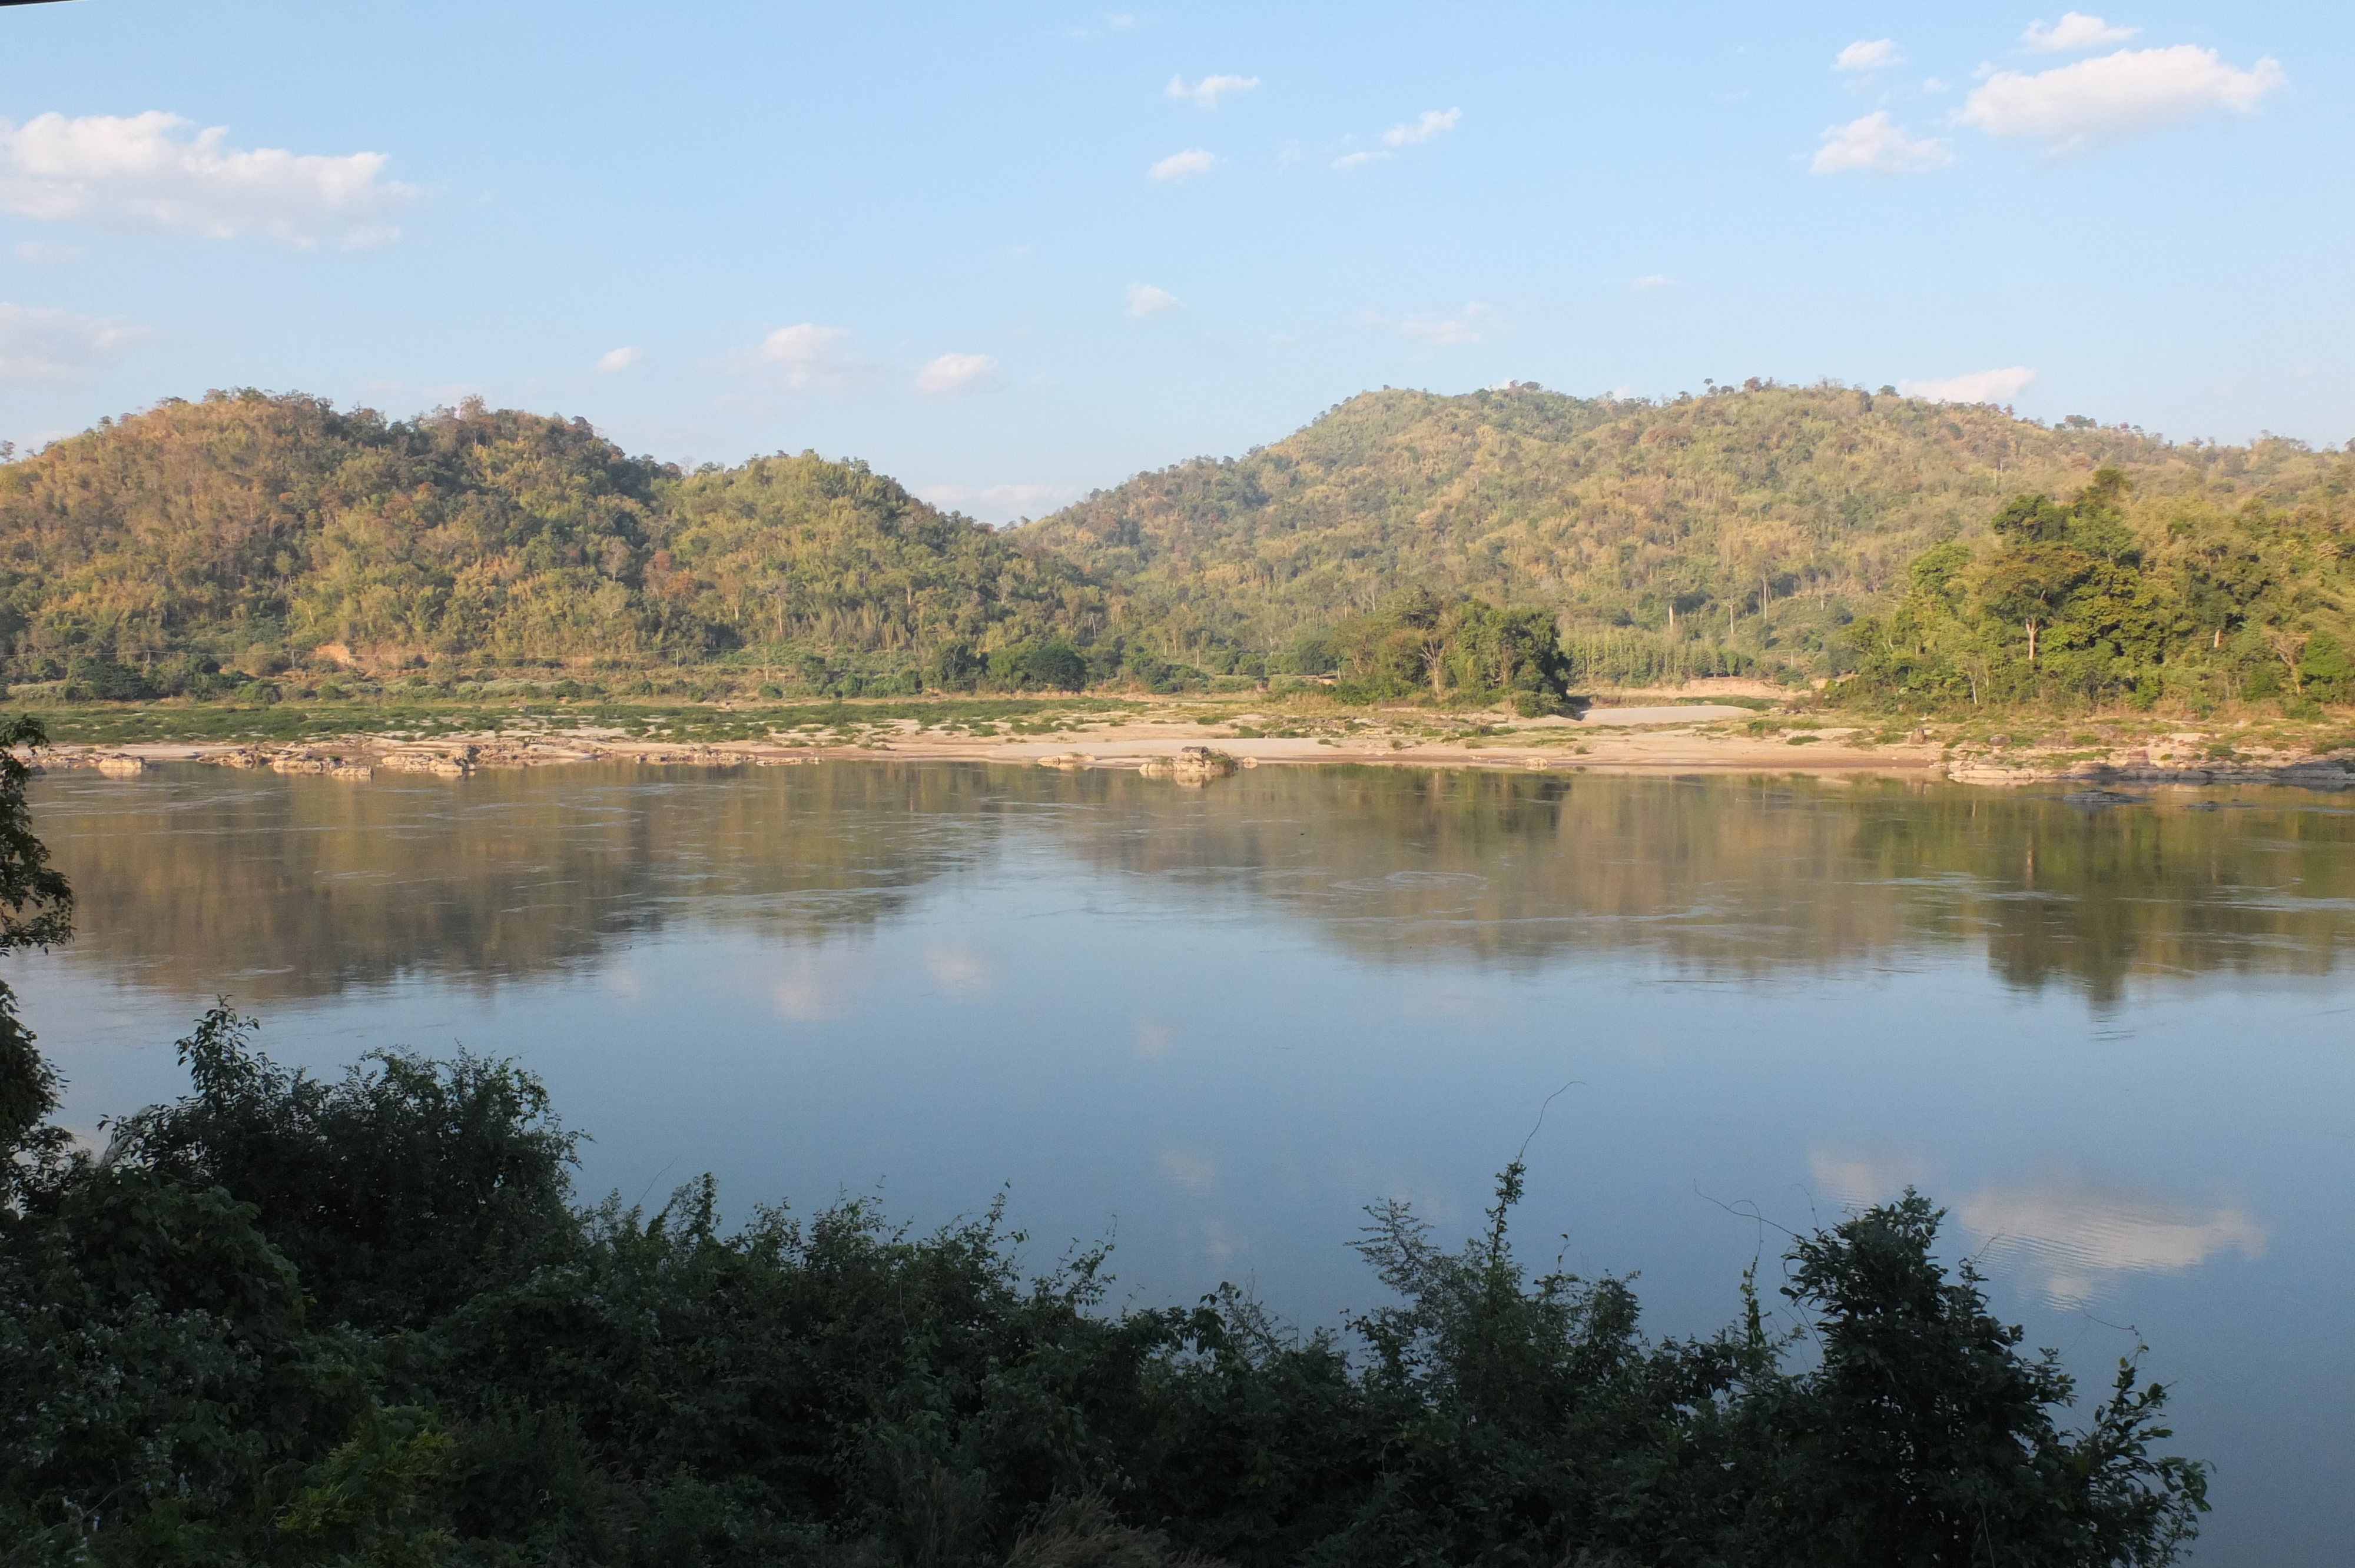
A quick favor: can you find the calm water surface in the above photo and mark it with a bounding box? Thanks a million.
[19,762,2355,1566]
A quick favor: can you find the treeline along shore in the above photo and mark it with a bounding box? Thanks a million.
[1,382,2349,729]
[0,713,2215,1566]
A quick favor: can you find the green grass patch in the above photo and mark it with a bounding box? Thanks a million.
[15,696,1150,748]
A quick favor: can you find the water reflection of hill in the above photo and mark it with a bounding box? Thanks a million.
[32,764,2354,1004]
[32,763,1021,999]
[1044,768,2354,1003]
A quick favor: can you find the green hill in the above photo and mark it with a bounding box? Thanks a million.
[0,390,1132,695]
[1021,381,2351,683]
[3,383,2347,704]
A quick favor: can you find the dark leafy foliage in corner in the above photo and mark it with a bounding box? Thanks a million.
[0,714,71,1195]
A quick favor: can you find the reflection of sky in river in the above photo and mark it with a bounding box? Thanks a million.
[14,763,2355,1567]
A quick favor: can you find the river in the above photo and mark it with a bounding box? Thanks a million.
[18,761,2354,1564]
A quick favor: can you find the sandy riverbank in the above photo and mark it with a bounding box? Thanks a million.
[8,706,1976,780]
[22,692,2354,789]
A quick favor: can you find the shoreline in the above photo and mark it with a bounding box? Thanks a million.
[27,713,2355,791]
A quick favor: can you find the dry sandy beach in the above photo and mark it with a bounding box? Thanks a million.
[31,703,1945,779]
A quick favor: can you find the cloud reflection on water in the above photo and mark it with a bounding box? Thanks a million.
[1960,1180,2267,1308]
[1810,1148,2267,1307]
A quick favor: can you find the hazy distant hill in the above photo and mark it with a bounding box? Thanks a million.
[0,390,1123,687]
[1021,381,2349,674]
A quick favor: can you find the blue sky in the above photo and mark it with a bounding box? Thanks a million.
[1,1,2344,519]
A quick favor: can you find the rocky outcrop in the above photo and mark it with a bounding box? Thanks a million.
[1944,752,2355,790]
[382,746,475,776]
[1139,746,1238,784]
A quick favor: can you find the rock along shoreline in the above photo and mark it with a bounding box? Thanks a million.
[21,729,2355,791]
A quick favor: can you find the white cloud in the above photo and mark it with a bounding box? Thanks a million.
[913,351,1000,397]
[755,323,875,393]
[2023,12,2140,52]
[981,481,1074,514]
[1374,301,1491,346]
[918,480,1077,523]
[1383,107,1462,147]
[1835,39,1905,71]
[0,301,147,382]
[0,111,416,247]
[1959,46,2286,153]
[1335,109,1462,171]
[1126,283,1181,317]
[1898,366,2037,403]
[1811,111,1954,174]
[1632,274,1671,290]
[593,346,641,374]
[1148,147,1218,182]
[1166,74,1259,109]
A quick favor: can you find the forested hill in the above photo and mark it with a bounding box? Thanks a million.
[1021,382,2351,676]
[0,390,1125,687]
[5,384,2348,695]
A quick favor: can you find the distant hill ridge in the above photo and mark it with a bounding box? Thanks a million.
[0,390,1125,690]
[0,383,2344,691]
[1020,381,2349,669]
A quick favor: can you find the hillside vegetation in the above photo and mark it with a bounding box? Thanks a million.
[1,383,2347,710]
[0,391,1141,696]
[1024,381,2351,685]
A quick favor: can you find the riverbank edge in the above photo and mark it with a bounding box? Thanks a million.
[22,727,2355,791]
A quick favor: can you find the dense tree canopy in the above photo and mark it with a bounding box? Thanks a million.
[1836,468,2353,713]
[1322,589,1575,713]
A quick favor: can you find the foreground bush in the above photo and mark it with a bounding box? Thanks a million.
[0,1009,2207,1568]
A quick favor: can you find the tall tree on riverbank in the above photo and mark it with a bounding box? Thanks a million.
[1325,587,1576,711]
[1838,467,2353,713]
